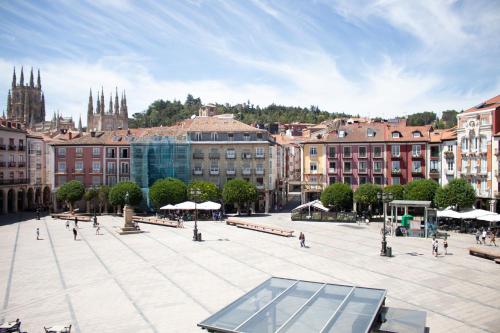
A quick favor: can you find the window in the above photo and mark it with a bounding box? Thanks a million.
[343,146,351,157]
[210,161,219,174]
[75,147,83,156]
[256,147,265,158]
[367,128,375,137]
[412,145,421,157]
[481,179,487,192]
[462,159,468,173]
[329,161,336,172]
[228,133,234,141]
[256,163,264,174]
[392,177,400,185]
[121,162,129,174]
[392,131,400,138]
[359,176,367,184]
[373,146,382,158]
[92,176,101,185]
[481,157,487,173]
[461,138,468,151]
[329,176,336,184]
[120,148,129,158]
[310,162,317,173]
[339,130,346,138]
[471,159,477,172]
[310,146,317,157]
[374,161,383,173]
[392,160,400,171]
[430,160,439,172]
[56,176,66,186]
[329,146,336,158]
[58,147,66,157]
[481,117,489,125]
[211,132,218,141]
[58,162,66,172]
[226,148,236,159]
[344,161,351,172]
[106,147,115,158]
[243,133,250,141]
[430,146,439,158]
[412,160,421,172]
[343,176,351,184]
[391,145,400,157]
[257,133,263,139]
[75,161,83,172]
[359,146,367,157]
[92,161,101,173]
[92,147,100,156]
[412,131,422,138]
[195,132,202,141]
[359,161,367,173]
[447,159,454,171]
[18,139,24,149]
[309,176,317,183]
[107,162,116,173]
[481,136,487,152]
[374,176,383,185]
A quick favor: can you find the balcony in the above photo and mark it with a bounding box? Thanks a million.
[0,178,28,185]
[255,153,265,159]
[391,154,401,159]
[208,152,220,159]
[391,169,402,175]
[193,169,203,175]
[193,152,205,159]
[412,169,423,176]
[0,144,5,150]
[18,162,25,168]
[242,168,252,175]
[328,168,336,174]
[358,169,368,174]
[226,169,236,175]
[0,162,5,167]
[444,151,454,159]
[343,169,352,174]
[429,169,439,177]
[226,153,236,160]
[373,169,382,174]
[8,145,16,151]
[18,146,25,151]
[209,168,220,175]
[241,153,252,160]
[255,169,265,175]
[8,162,16,168]
[412,152,423,159]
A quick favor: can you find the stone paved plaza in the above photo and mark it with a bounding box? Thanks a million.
[0,212,499,333]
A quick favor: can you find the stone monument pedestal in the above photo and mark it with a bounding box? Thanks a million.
[118,205,143,235]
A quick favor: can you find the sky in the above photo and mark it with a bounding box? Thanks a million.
[0,0,499,125]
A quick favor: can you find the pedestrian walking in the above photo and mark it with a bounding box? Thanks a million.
[74,216,78,228]
[432,237,438,257]
[490,231,497,247]
[96,224,101,235]
[73,227,77,240]
[475,230,481,244]
[36,228,40,240]
[299,232,305,248]
[443,238,448,255]
[482,229,487,245]
[65,220,69,229]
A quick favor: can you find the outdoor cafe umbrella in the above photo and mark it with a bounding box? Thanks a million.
[197,201,222,210]
[458,209,492,220]
[437,208,462,219]
[160,204,176,210]
[476,213,500,222]
[174,201,197,210]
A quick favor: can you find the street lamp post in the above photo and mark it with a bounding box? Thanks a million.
[92,185,98,227]
[190,188,201,241]
[377,191,393,256]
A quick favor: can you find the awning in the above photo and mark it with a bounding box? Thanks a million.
[437,209,462,219]
[197,201,222,210]
[458,209,492,219]
[477,214,500,222]
[291,200,329,212]
[174,201,197,210]
[160,204,176,210]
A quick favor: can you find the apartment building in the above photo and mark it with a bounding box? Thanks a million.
[26,133,51,209]
[457,95,500,211]
[427,128,457,186]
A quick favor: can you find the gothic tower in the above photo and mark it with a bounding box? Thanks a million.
[86,87,128,131]
[6,66,45,127]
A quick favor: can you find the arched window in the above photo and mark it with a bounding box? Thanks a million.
[480,135,488,152]
[461,137,468,151]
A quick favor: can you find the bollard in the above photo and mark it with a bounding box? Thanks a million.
[386,246,392,257]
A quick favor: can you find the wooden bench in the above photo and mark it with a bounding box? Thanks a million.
[226,218,294,237]
[469,246,500,261]
[133,216,180,228]
[51,213,91,222]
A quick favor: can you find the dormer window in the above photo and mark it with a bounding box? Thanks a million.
[412,131,422,138]
[392,131,401,138]
[367,128,375,137]
[339,130,346,138]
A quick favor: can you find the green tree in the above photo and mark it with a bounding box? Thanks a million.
[354,184,382,210]
[407,111,436,126]
[187,180,220,202]
[320,183,353,212]
[222,179,257,214]
[384,184,405,200]
[83,187,99,212]
[434,179,476,210]
[405,179,439,203]
[149,178,187,209]
[109,181,143,210]
[98,185,110,213]
[56,180,85,213]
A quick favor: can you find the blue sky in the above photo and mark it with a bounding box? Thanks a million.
[0,0,499,124]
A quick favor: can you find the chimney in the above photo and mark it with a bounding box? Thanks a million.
[90,131,96,137]
[69,132,72,140]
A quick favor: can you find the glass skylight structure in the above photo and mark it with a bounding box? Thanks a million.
[198,277,386,333]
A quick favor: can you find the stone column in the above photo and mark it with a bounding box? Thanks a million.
[123,205,134,228]
[22,190,27,210]
[264,191,270,214]
[489,199,497,213]
[12,189,18,213]
[2,189,8,214]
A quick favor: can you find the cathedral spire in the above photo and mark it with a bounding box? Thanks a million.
[37,69,41,89]
[78,115,82,133]
[20,66,25,86]
[23,93,29,123]
[6,90,11,118]
[100,87,105,114]
[114,87,119,115]
[30,110,35,128]
[41,93,45,121]
[88,89,94,115]
[12,67,16,88]
[108,93,113,114]
[29,67,34,87]
[122,90,128,118]
[96,94,100,115]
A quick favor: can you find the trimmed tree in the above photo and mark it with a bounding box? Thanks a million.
[83,187,99,213]
[383,184,405,200]
[405,179,439,204]
[109,181,143,212]
[434,178,476,210]
[222,179,257,214]
[56,180,85,213]
[149,178,187,210]
[98,185,110,213]
[320,183,353,212]
[187,180,220,202]
[354,183,382,211]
